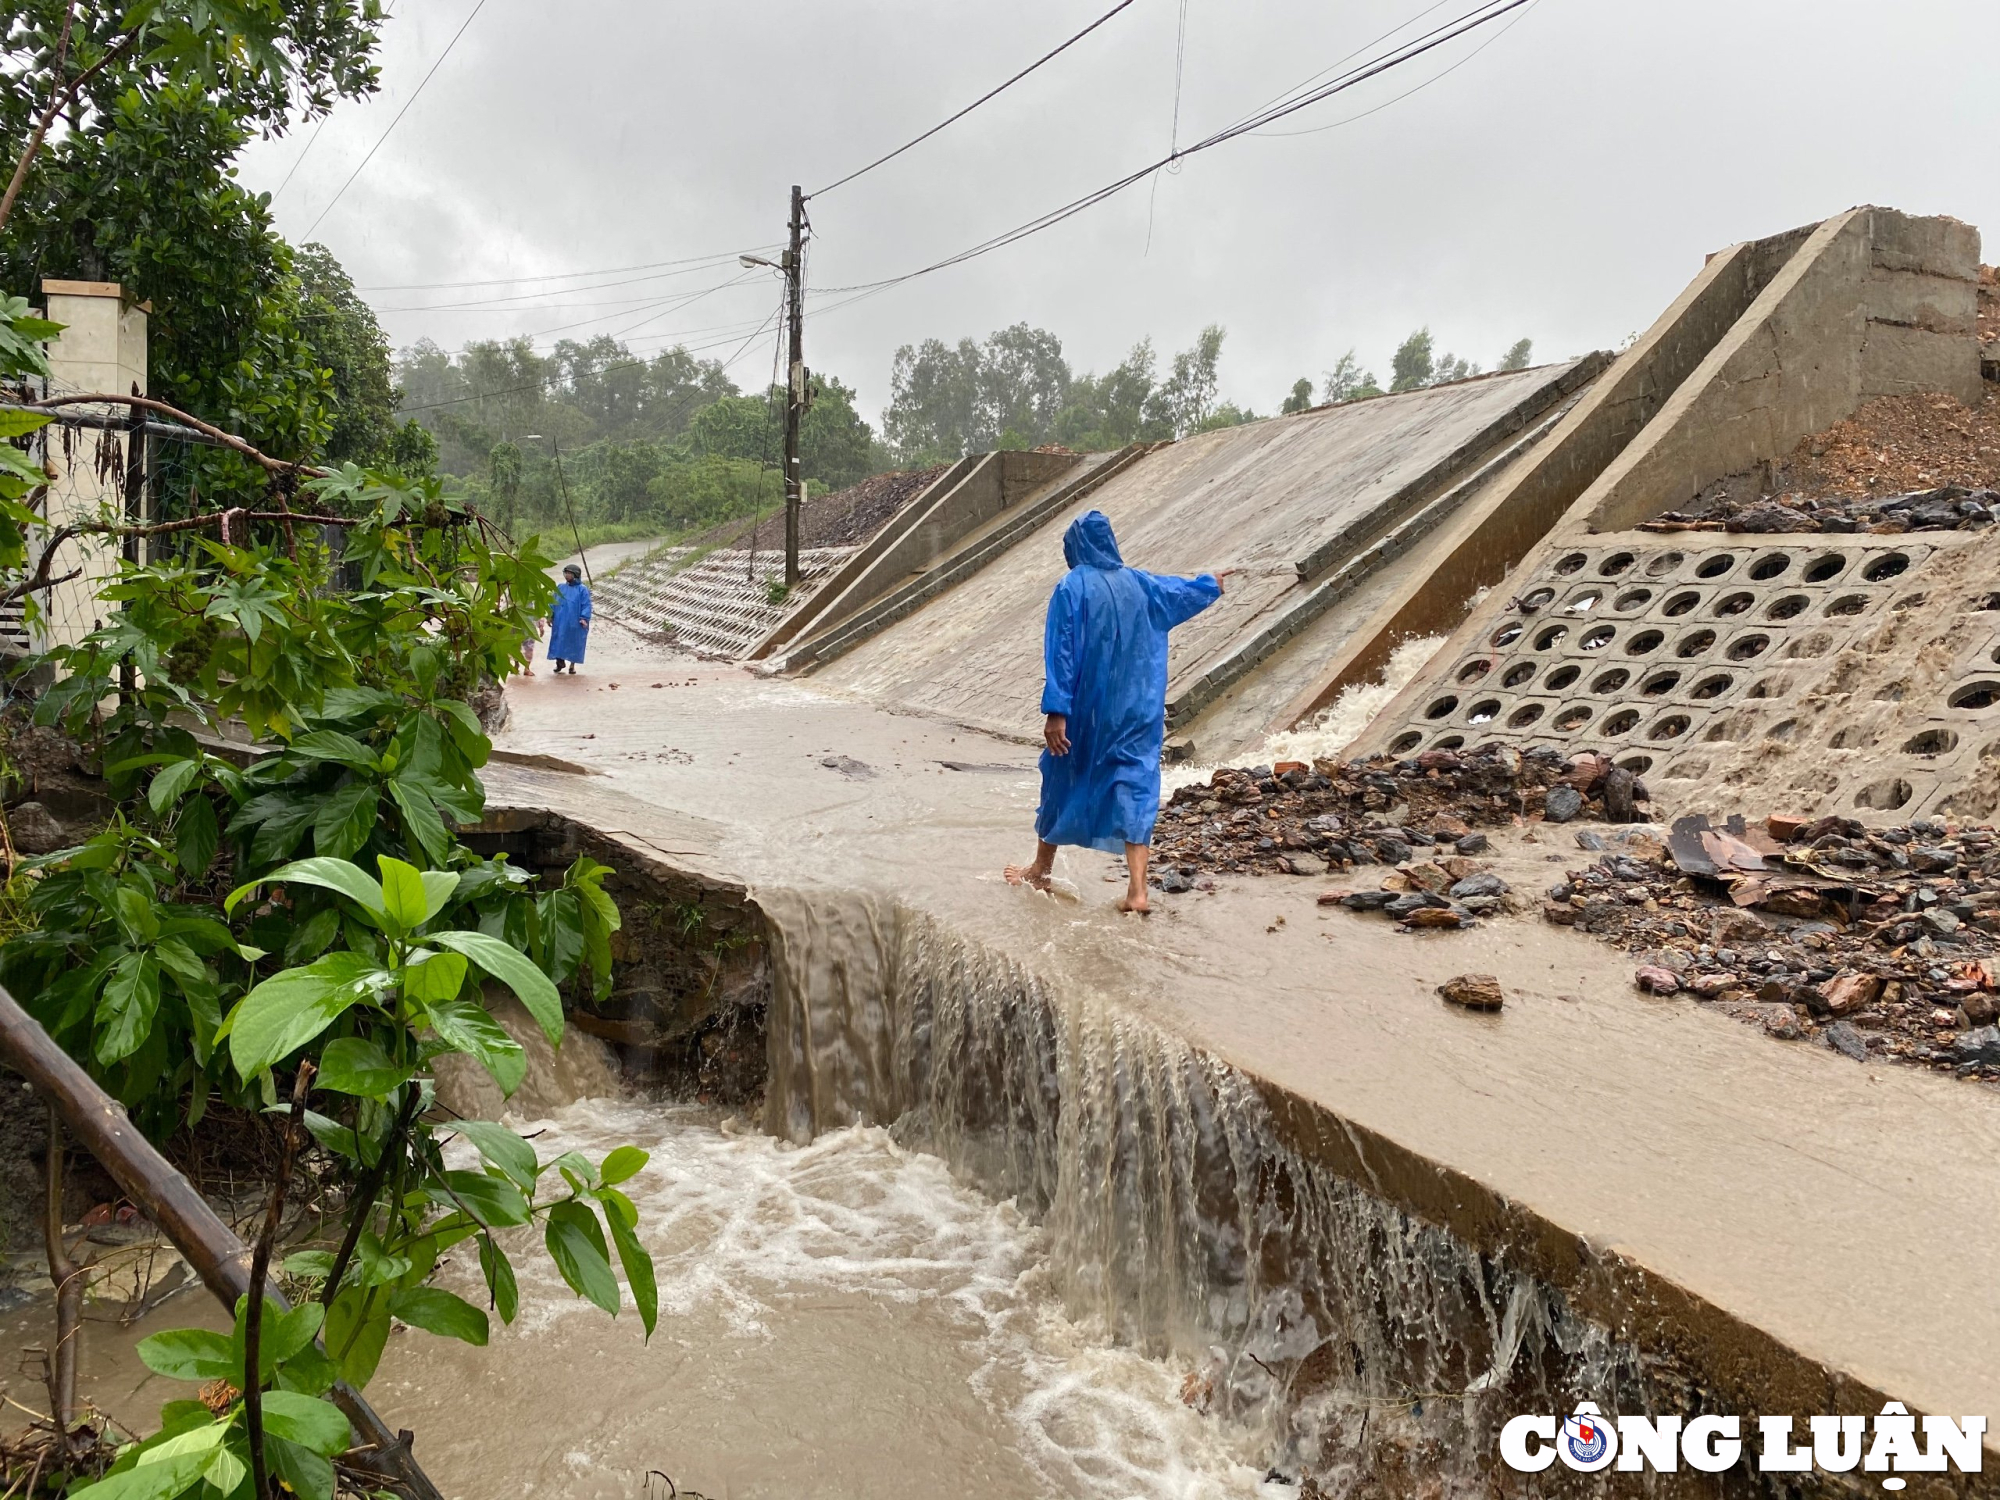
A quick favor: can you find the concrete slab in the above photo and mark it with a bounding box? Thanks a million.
[813,365,1586,744]
[486,622,2000,1450]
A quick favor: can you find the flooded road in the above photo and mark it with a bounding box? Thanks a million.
[372,1102,1283,1500]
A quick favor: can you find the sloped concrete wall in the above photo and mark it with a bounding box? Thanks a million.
[1276,221,1817,731]
[1582,207,1981,533]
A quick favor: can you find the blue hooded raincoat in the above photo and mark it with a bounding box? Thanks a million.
[548,580,592,663]
[1035,511,1220,853]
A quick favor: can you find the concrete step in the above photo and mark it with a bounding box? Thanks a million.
[594,544,855,658]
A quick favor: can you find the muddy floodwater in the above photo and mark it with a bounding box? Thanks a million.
[379,1103,1285,1499]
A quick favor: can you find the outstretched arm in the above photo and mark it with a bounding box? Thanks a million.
[1143,569,1225,630]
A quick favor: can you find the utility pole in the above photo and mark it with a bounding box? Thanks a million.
[783,183,806,587]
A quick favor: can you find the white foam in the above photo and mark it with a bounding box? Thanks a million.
[1164,633,1446,795]
[462,1102,1286,1498]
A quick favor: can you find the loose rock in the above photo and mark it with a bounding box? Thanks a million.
[1437,973,1504,1011]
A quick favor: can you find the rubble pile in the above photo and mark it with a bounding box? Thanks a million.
[1668,390,2000,519]
[1150,745,1648,924]
[1544,811,2000,1079]
[699,464,950,553]
[1641,482,1999,535]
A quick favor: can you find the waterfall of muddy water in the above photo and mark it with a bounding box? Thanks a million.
[372,1100,1284,1499]
[758,886,1656,1492]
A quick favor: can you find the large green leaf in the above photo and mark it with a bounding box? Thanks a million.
[95,952,161,1066]
[268,1434,336,1500]
[228,952,390,1079]
[376,854,428,930]
[453,1120,538,1192]
[175,794,219,878]
[438,1167,530,1228]
[135,1327,236,1383]
[286,730,378,770]
[324,1286,392,1389]
[478,1234,519,1324]
[390,1286,489,1346]
[113,884,161,946]
[146,757,202,816]
[389,779,450,864]
[431,930,563,1044]
[226,856,384,921]
[426,997,526,1095]
[545,1200,620,1316]
[601,1187,659,1340]
[316,1036,409,1096]
[599,1146,649,1186]
[402,947,467,1004]
[260,1390,353,1456]
[66,1446,214,1499]
[312,780,377,862]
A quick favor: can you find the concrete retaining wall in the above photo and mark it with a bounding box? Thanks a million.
[755,450,1080,660]
[1581,206,1982,533]
[1274,221,1819,732]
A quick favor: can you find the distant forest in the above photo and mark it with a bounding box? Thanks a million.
[395,322,1534,549]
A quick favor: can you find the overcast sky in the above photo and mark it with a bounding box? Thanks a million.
[240,0,2000,425]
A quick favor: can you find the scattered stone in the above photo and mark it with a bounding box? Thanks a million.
[1960,992,1999,1027]
[1454,832,1489,855]
[1544,785,1584,824]
[1282,853,1328,877]
[1437,973,1504,1010]
[1159,868,1195,894]
[820,755,875,779]
[1689,972,1740,998]
[1448,872,1508,901]
[1403,906,1467,930]
[1816,972,1882,1017]
[1824,1021,1870,1062]
[1954,1026,2000,1066]
[1634,965,1681,995]
[7,801,69,854]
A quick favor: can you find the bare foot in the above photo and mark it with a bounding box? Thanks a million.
[1116,891,1150,914]
[1004,863,1054,892]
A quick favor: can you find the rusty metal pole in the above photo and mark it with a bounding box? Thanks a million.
[0,987,445,1500]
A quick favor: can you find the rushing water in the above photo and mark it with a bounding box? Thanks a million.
[372,1101,1287,1500]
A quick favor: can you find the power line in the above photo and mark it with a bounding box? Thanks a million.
[301,0,489,239]
[367,254,767,310]
[809,0,1142,198]
[807,0,1531,304]
[271,116,329,202]
[358,245,782,294]
[1250,0,1536,138]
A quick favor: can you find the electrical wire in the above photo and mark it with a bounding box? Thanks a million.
[270,116,328,202]
[358,246,781,294]
[807,0,1531,304]
[1250,0,1535,138]
[809,0,1141,198]
[368,254,776,311]
[301,0,489,239]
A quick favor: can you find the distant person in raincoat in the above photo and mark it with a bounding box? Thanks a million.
[1005,510,1226,912]
[548,564,592,674]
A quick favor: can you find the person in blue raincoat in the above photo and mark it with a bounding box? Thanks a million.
[548,563,592,674]
[1005,510,1226,912]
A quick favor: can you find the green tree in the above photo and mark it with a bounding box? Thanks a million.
[1500,337,1534,371]
[1389,328,1435,392]
[1145,325,1226,438]
[1281,377,1314,415]
[801,374,876,490]
[0,1,387,497]
[1055,340,1158,450]
[293,242,410,467]
[1322,351,1382,402]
